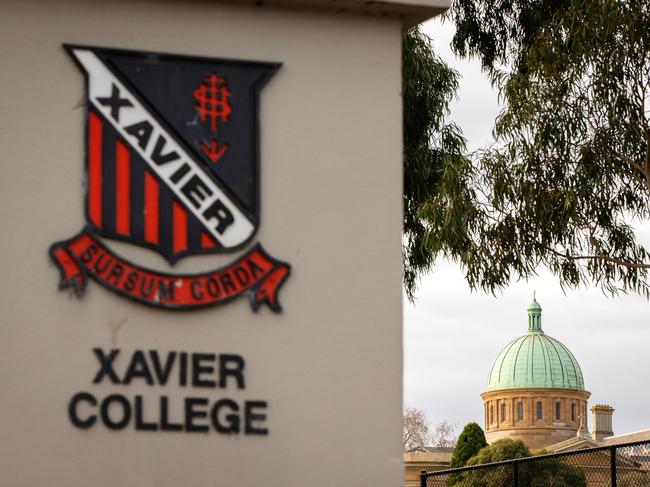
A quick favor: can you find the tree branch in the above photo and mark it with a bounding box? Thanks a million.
[645,130,650,195]
[546,247,650,269]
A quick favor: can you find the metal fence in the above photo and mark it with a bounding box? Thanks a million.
[421,440,650,487]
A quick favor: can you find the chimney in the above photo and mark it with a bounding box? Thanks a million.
[591,404,614,442]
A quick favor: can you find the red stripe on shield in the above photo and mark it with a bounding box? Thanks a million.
[201,232,216,248]
[144,171,159,244]
[88,111,103,228]
[115,139,131,236]
[173,201,188,254]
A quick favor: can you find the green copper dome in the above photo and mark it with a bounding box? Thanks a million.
[487,297,585,391]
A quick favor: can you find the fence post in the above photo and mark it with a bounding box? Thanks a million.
[420,469,427,487]
[513,461,519,487]
[610,446,617,487]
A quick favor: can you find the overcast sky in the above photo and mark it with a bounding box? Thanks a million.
[403,18,650,439]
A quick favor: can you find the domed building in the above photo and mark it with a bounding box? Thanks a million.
[481,296,591,450]
[403,296,650,486]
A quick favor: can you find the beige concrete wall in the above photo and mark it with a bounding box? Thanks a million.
[0,1,405,486]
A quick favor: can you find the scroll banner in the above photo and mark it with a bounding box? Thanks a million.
[49,230,290,311]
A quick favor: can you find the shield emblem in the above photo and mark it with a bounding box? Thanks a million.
[67,45,279,263]
[50,45,290,311]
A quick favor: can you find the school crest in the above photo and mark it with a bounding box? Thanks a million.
[50,45,290,311]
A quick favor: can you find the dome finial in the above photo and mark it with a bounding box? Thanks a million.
[527,293,543,332]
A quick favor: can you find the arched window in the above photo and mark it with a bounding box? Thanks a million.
[556,401,561,420]
[490,404,494,424]
[536,401,543,420]
[517,401,523,421]
[571,403,576,421]
[501,403,506,421]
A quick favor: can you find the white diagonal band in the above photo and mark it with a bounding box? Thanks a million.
[72,48,254,249]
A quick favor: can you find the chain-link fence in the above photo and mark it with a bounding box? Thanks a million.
[421,440,650,487]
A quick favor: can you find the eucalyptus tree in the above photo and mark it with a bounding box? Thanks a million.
[402,1,650,298]
[402,27,470,298]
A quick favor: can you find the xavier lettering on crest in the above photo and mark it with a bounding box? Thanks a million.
[49,45,291,311]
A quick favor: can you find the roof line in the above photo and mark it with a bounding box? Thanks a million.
[604,428,650,439]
